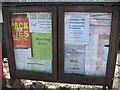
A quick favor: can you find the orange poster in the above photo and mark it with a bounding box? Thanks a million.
[11,18,31,48]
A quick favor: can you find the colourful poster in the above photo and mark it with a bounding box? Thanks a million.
[11,18,31,48]
[32,32,52,60]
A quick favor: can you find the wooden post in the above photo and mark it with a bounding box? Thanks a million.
[108,86,113,89]
[102,86,106,90]
[10,79,23,88]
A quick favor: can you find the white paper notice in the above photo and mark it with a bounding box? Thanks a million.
[27,60,52,73]
[85,13,111,76]
[64,12,90,44]
[27,12,52,33]
[85,35,98,76]
[64,44,86,74]
[14,48,31,70]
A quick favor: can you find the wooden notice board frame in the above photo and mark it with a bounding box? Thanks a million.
[58,5,119,89]
[2,2,120,89]
[2,4,57,81]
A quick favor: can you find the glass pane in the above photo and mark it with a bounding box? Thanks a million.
[64,12,112,77]
[11,12,52,73]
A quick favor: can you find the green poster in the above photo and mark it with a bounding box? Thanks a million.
[32,33,52,60]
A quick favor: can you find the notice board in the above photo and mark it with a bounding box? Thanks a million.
[2,5,57,81]
[2,2,119,89]
[58,5,119,89]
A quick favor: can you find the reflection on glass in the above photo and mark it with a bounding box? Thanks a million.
[64,12,112,77]
[11,12,52,73]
